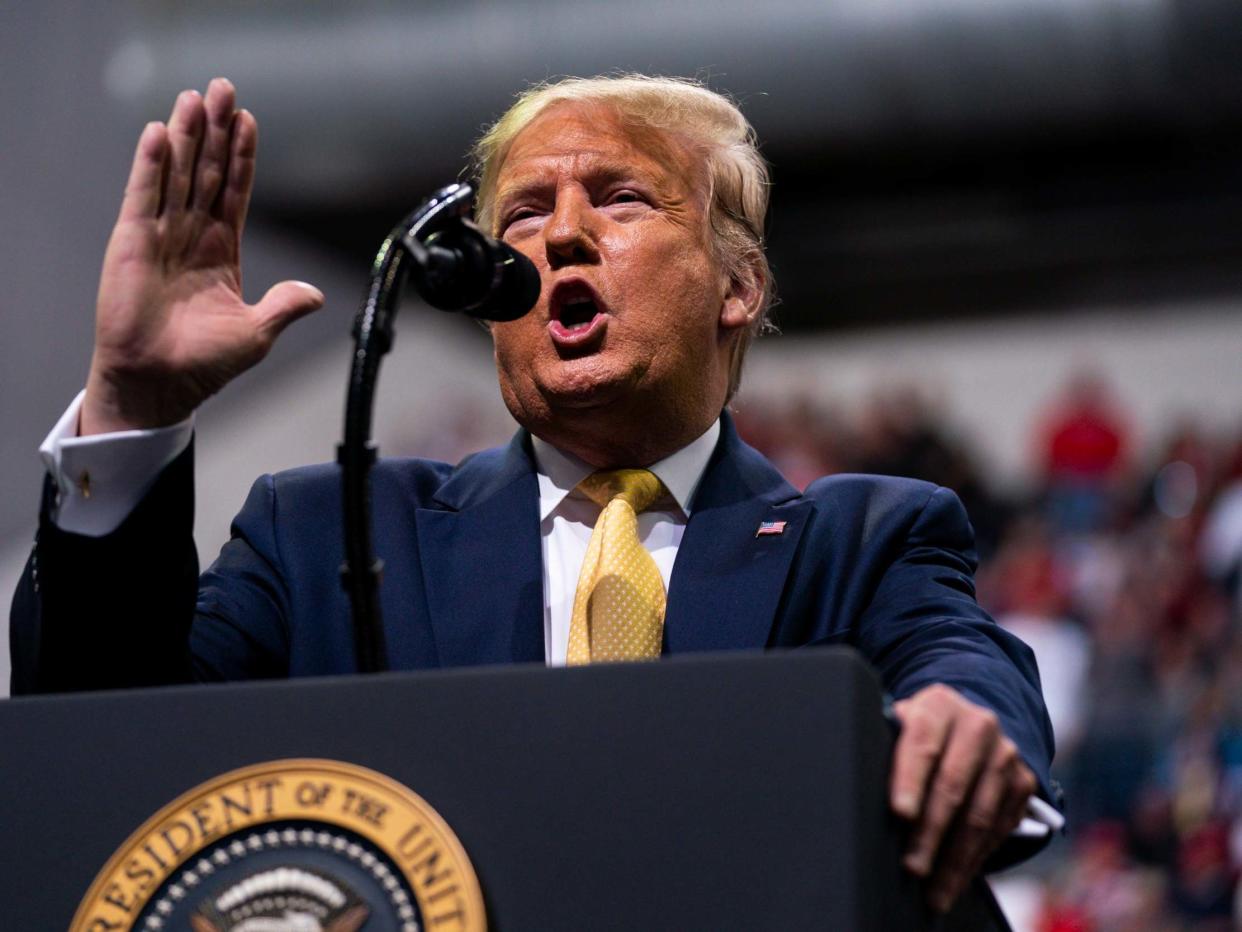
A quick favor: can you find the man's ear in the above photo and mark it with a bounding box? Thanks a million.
[719,252,766,332]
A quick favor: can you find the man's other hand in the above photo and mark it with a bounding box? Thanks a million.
[890,683,1038,913]
[82,78,324,436]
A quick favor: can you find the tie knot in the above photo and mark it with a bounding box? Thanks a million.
[578,469,666,513]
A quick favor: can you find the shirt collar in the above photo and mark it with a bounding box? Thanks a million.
[531,418,721,521]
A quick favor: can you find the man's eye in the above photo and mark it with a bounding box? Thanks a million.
[608,191,644,205]
[502,208,540,231]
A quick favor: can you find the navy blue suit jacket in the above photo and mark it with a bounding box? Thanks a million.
[11,415,1054,806]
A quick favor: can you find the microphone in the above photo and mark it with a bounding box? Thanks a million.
[403,218,541,322]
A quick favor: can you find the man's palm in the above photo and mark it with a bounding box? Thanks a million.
[83,79,322,435]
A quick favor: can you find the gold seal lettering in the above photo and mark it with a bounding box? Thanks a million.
[71,760,485,932]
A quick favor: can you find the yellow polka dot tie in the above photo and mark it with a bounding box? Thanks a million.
[566,469,668,664]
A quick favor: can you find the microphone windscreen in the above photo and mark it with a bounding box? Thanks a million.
[470,243,541,322]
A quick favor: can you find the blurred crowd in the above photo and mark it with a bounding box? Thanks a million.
[735,374,1242,931]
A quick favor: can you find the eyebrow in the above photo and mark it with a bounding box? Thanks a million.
[495,157,665,211]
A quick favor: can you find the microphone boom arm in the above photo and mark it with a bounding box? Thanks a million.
[338,182,480,675]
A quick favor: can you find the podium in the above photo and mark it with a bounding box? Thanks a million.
[0,649,1010,929]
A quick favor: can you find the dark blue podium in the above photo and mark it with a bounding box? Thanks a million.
[0,649,1009,929]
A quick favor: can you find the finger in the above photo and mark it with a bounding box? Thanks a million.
[890,692,952,821]
[218,108,258,231]
[924,740,1013,912]
[161,89,206,217]
[192,78,236,212]
[936,759,1037,913]
[118,122,169,223]
[254,280,325,340]
[903,707,999,878]
[998,758,1039,836]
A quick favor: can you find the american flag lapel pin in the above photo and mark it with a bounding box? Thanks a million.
[756,520,787,537]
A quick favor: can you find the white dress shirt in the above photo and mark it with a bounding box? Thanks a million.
[531,420,719,666]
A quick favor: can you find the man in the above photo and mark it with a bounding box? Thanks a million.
[10,75,1056,912]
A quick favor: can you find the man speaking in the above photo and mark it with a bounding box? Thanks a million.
[11,75,1056,911]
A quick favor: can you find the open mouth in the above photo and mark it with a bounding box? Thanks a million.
[548,280,608,347]
[558,296,599,331]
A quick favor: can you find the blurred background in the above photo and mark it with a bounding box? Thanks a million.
[4,2,1242,927]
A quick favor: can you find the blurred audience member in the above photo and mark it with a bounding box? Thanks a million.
[1201,437,1242,610]
[1036,372,1132,534]
[983,517,1091,756]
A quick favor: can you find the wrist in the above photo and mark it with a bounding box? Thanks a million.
[81,364,196,436]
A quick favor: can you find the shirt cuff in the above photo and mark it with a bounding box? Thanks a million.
[1013,794,1066,839]
[39,390,194,537]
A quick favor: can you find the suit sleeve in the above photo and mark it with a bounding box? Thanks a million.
[853,486,1058,807]
[10,444,199,693]
[9,443,295,693]
[189,472,294,682]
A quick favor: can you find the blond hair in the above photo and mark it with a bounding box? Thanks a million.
[471,74,775,398]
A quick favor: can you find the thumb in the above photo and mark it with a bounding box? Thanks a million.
[255,280,325,337]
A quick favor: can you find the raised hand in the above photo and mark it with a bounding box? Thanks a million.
[81,78,324,436]
[890,684,1039,912]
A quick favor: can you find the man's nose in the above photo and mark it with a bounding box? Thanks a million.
[544,192,599,268]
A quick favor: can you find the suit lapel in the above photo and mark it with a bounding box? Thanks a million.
[412,416,810,664]
[416,433,546,667]
[665,415,811,654]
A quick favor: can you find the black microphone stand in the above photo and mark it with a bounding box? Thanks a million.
[338,183,477,674]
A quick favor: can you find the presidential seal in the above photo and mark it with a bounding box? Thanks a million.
[71,759,485,932]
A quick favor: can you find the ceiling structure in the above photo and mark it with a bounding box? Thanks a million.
[109,0,1242,329]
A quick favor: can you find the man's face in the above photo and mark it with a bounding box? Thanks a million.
[488,102,752,462]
